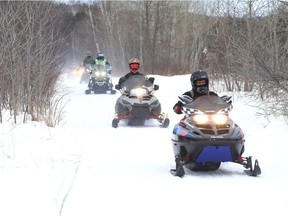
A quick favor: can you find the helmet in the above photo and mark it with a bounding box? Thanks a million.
[129,58,140,65]
[97,53,105,60]
[129,58,140,74]
[190,70,209,95]
[97,53,104,58]
[86,50,92,57]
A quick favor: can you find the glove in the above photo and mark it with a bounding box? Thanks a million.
[173,101,183,114]
[148,77,155,84]
[221,95,232,104]
[178,95,193,104]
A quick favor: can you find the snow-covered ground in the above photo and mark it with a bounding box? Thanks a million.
[0,74,287,216]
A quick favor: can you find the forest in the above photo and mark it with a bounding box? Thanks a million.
[0,0,288,125]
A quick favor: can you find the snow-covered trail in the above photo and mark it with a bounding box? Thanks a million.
[0,74,287,216]
[61,78,178,216]
[60,76,288,216]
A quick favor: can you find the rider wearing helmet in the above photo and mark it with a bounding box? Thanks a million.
[118,58,144,86]
[173,70,218,114]
[95,52,111,72]
[83,51,95,66]
[115,58,144,114]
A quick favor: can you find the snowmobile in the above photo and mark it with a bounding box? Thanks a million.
[80,64,92,84]
[112,75,169,128]
[170,94,261,177]
[85,65,116,94]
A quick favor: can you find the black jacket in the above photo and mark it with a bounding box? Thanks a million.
[118,72,144,86]
[83,56,95,65]
[173,90,218,114]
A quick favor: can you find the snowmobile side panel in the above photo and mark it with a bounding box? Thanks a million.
[173,127,198,138]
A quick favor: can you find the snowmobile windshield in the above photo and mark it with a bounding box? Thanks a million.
[184,95,231,114]
[121,75,153,91]
[91,64,108,74]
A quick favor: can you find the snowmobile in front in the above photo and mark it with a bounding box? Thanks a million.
[170,94,261,177]
[85,65,116,94]
[112,75,169,128]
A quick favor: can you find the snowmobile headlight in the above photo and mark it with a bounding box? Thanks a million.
[95,71,106,77]
[71,67,84,77]
[192,114,228,124]
[193,114,209,124]
[130,88,147,97]
[212,114,228,124]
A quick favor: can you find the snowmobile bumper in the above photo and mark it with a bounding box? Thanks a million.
[171,137,245,163]
[130,103,151,118]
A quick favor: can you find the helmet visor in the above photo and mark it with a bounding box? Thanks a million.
[196,79,206,86]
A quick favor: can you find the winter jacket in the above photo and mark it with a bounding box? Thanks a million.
[95,58,111,67]
[118,72,144,86]
[173,90,218,114]
[83,56,95,65]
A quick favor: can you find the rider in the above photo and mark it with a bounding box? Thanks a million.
[118,58,156,85]
[83,51,95,66]
[118,58,144,86]
[173,70,218,114]
[95,52,111,72]
[81,51,95,84]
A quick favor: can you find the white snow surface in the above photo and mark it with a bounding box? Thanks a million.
[0,74,287,216]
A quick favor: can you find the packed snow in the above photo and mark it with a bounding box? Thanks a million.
[0,73,287,216]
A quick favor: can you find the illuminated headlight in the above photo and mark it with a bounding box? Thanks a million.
[72,68,83,76]
[193,114,209,124]
[192,114,228,124]
[95,71,106,77]
[212,114,228,124]
[130,88,147,97]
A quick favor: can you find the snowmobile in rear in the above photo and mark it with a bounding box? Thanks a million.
[112,75,169,128]
[170,95,261,177]
[85,65,116,94]
[80,64,92,84]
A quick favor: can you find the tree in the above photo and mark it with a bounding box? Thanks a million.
[0,1,69,125]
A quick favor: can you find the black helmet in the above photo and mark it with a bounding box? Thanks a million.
[97,52,105,60]
[190,70,209,95]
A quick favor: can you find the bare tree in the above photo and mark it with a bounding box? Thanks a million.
[0,1,69,126]
[247,2,288,117]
